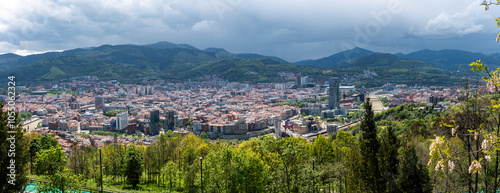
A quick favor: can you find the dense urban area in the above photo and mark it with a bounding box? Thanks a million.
[11,75,461,147]
[2,69,489,192]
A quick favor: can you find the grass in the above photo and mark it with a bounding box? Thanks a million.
[388,68,409,73]
[100,176,184,193]
[29,174,185,193]
[41,66,67,80]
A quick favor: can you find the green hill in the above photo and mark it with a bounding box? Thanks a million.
[0,42,468,87]
[8,56,124,81]
[0,41,290,73]
[0,53,22,71]
[5,55,303,83]
[295,47,374,68]
[181,58,300,82]
[395,49,490,71]
[346,53,457,86]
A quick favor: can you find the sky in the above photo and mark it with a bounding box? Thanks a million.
[0,0,499,62]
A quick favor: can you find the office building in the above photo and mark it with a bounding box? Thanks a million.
[150,109,161,135]
[116,111,128,130]
[166,110,175,130]
[329,77,340,109]
[95,96,104,109]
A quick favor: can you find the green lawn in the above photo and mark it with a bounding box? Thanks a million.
[29,174,184,193]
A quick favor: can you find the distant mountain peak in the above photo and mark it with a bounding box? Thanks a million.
[294,47,373,68]
[351,52,399,65]
[397,49,485,70]
[348,52,445,73]
[351,47,371,52]
[0,53,22,58]
[204,47,230,53]
[141,41,200,50]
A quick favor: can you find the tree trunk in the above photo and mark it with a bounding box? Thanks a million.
[339,175,342,193]
[494,118,500,192]
[467,135,473,193]
[285,164,290,193]
[475,134,480,193]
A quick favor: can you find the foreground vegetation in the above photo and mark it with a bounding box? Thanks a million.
[3,89,500,192]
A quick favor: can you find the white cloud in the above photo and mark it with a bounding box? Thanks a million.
[192,20,215,31]
[410,1,488,36]
[13,49,63,56]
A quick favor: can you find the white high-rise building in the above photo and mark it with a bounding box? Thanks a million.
[301,76,309,85]
[275,84,286,90]
[273,116,282,138]
[146,85,154,95]
[116,111,128,130]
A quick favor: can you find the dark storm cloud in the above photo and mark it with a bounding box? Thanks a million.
[0,0,497,61]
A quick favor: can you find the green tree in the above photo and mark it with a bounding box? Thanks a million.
[379,124,399,193]
[36,168,83,193]
[28,137,41,174]
[238,148,269,192]
[199,131,209,139]
[358,98,383,193]
[125,144,144,188]
[333,131,357,192]
[67,146,92,179]
[347,145,364,192]
[33,146,67,175]
[39,135,59,150]
[104,110,126,117]
[179,133,210,192]
[204,144,269,193]
[0,102,29,192]
[278,137,310,192]
[162,161,177,191]
[311,135,334,164]
[398,143,432,193]
[30,134,60,174]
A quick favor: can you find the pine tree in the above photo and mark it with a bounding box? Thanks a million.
[380,124,399,193]
[398,142,432,193]
[125,144,144,188]
[359,98,383,193]
[0,102,28,192]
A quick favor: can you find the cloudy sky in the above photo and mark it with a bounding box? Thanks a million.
[0,0,499,62]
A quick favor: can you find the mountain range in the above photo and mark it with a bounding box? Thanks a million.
[0,42,297,83]
[0,41,494,86]
[295,47,500,71]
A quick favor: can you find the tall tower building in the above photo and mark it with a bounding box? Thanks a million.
[150,109,160,135]
[273,116,282,138]
[165,110,176,131]
[301,76,309,85]
[328,77,340,109]
[146,85,154,95]
[116,111,128,130]
[95,96,104,109]
[296,76,302,86]
[150,109,160,124]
